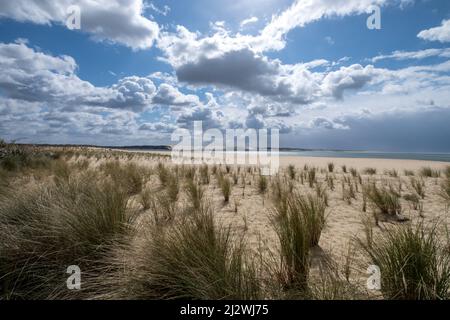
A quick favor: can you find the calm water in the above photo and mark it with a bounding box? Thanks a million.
[132,148,450,163]
[280,151,450,163]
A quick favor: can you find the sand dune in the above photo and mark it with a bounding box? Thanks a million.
[2,146,450,299]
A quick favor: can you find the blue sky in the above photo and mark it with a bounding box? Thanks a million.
[0,0,450,151]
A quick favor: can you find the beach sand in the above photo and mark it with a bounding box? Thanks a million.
[180,156,449,289]
[280,156,449,171]
[89,151,450,290]
[5,146,450,298]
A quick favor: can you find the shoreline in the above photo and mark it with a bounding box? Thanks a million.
[123,149,449,171]
[279,156,449,171]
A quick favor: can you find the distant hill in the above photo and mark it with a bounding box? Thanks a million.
[14,143,172,151]
[12,143,359,153]
[108,145,172,151]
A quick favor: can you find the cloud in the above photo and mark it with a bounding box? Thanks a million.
[149,72,178,85]
[0,98,41,118]
[310,117,349,130]
[418,19,450,43]
[2,0,449,150]
[292,107,450,152]
[240,17,259,28]
[0,41,159,112]
[0,40,77,74]
[371,47,450,62]
[176,49,288,97]
[0,0,159,50]
[159,3,404,106]
[152,83,200,108]
[321,64,379,99]
[139,122,176,133]
[0,41,227,144]
[266,119,293,134]
[0,41,93,103]
[245,113,266,130]
[158,1,412,67]
[146,2,170,16]
[244,113,293,133]
[247,102,295,118]
[302,59,330,69]
[0,95,142,144]
[176,106,224,130]
[175,46,380,104]
[257,0,413,51]
[325,36,335,45]
[108,76,157,110]
[157,25,250,68]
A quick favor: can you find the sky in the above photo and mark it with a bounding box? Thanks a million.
[0,0,449,152]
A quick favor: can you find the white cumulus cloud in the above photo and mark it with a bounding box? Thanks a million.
[0,0,159,50]
[418,19,450,43]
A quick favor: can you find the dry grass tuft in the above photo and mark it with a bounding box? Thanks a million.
[108,204,262,300]
[360,222,450,300]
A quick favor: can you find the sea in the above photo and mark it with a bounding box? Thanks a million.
[279,151,450,163]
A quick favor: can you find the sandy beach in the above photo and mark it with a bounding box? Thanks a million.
[202,156,450,267]
[2,146,450,299]
[280,156,449,171]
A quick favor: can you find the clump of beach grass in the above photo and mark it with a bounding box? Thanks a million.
[301,194,327,246]
[363,168,377,176]
[233,172,239,185]
[111,204,262,300]
[404,170,415,177]
[148,192,177,224]
[444,166,450,179]
[404,193,421,211]
[257,175,268,194]
[287,165,296,180]
[199,164,210,185]
[440,176,450,206]
[139,187,153,210]
[0,172,134,299]
[327,163,335,173]
[100,161,144,196]
[0,142,58,173]
[363,182,402,216]
[308,253,366,300]
[342,183,354,205]
[326,174,335,191]
[307,167,317,188]
[385,169,398,178]
[0,167,8,194]
[420,167,440,178]
[272,198,310,292]
[315,183,329,207]
[410,177,426,199]
[271,191,327,293]
[219,175,232,203]
[165,171,180,202]
[271,176,290,214]
[156,162,170,186]
[186,179,205,211]
[360,222,450,300]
